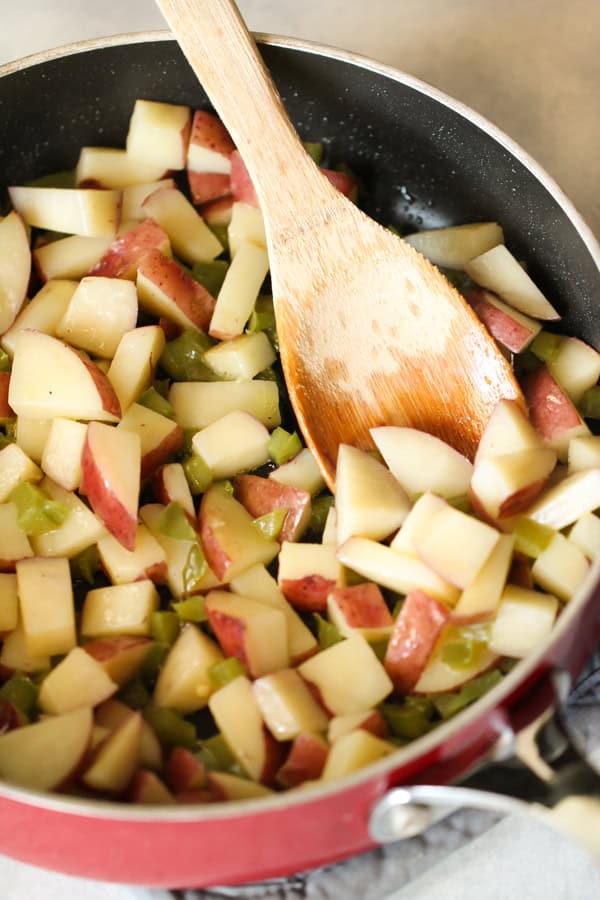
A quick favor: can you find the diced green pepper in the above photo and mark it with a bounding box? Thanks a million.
[513,516,556,558]
[183,454,213,495]
[27,169,76,189]
[172,594,207,624]
[432,668,503,720]
[117,678,151,710]
[8,482,69,536]
[247,307,275,335]
[214,479,234,496]
[69,545,100,584]
[0,429,15,450]
[182,543,208,597]
[253,508,288,541]
[208,657,247,688]
[152,378,171,399]
[197,733,244,775]
[143,705,197,748]
[530,331,562,363]
[498,657,519,674]
[343,567,366,587]
[307,495,334,538]
[0,672,38,717]
[246,296,277,350]
[138,386,176,419]
[159,328,217,382]
[151,610,180,646]
[191,259,229,296]
[268,427,302,466]
[255,365,278,382]
[390,596,405,619]
[579,385,600,419]
[0,348,10,373]
[314,613,343,650]
[181,429,197,458]
[446,494,471,514]
[380,697,434,740]
[30,667,51,685]
[439,267,478,294]
[140,643,169,685]
[441,623,491,670]
[158,502,198,541]
[513,349,542,377]
[369,637,389,662]
[208,224,229,251]
[303,141,324,165]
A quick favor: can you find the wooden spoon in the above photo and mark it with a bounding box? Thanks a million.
[156,0,523,489]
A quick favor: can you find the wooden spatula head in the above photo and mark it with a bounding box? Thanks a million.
[269,188,522,486]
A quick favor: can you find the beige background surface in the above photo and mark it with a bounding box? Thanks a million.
[1,0,598,237]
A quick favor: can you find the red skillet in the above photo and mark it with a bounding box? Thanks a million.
[0,30,599,888]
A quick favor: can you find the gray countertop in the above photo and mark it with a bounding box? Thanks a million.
[1,1,600,897]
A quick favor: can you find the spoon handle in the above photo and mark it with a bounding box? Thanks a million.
[155,0,329,227]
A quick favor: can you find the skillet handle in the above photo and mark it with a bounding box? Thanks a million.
[369,783,600,860]
[369,667,600,859]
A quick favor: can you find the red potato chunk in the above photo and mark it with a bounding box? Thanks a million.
[328,583,393,632]
[189,110,235,157]
[230,150,258,206]
[165,746,206,794]
[521,364,589,460]
[384,589,451,693]
[466,288,540,353]
[137,249,216,332]
[89,219,171,280]
[276,731,329,788]
[280,575,337,613]
[188,171,231,206]
[233,473,311,543]
[0,373,13,419]
[321,167,358,200]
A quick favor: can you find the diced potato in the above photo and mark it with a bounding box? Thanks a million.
[464,244,559,320]
[203,332,276,380]
[209,242,269,340]
[298,633,393,716]
[568,513,600,560]
[191,410,271,479]
[169,380,280,430]
[489,586,559,658]
[269,448,325,496]
[531,533,589,602]
[227,202,266,257]
[404,221,503,269]
[321,729,395,780]
[38,647,118,714]
[0,444,42,502]
[0,574,19,633]
[80,581,160,638]
[16,556,76,657]
[154,624,223,714]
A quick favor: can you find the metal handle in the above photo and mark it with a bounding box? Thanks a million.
[369,665,600,858]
